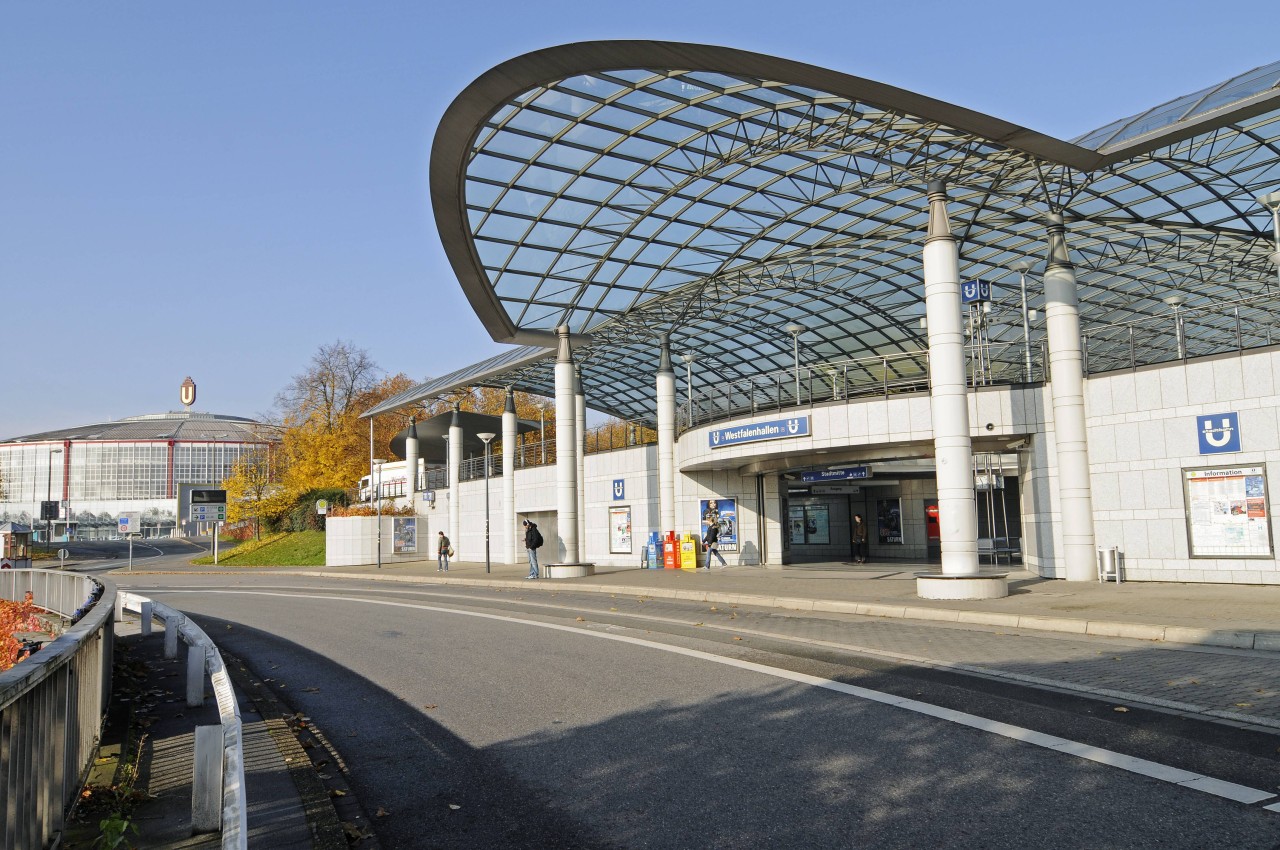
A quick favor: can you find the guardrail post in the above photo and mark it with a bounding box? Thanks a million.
[164,614,182,659]
[191,725,223,833]
[187,644,205,707]
[139,600,154,636]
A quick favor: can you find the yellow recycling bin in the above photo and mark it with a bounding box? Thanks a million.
[679,533,699,570]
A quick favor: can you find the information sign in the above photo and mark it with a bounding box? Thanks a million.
[800,466,869,483]
[608,506,633,553]
[316,499,329,515]
[1196,412,1241,454]
[1183,465,1272,558]
[118,512,141,535]
[191,489,227,505]
[190,504,227,522]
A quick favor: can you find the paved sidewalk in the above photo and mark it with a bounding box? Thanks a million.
[259,558,1280,652]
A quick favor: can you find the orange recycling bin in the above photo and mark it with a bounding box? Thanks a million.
[663,531,679,569]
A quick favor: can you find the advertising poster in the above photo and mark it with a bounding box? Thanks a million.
[700,498,738,552]
[877,498,903,545]
[787,502,831,545]
[609,506,633,553]
[788,506,806,545]
[805,504,830,544]
[1183,466,1273,558]
[392,517,417,554]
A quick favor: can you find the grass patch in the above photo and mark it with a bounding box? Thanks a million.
[191,531,325,567]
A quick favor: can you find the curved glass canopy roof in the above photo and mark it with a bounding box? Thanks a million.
[369,42,1280,422]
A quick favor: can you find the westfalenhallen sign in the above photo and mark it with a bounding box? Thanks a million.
[709,416,810,448]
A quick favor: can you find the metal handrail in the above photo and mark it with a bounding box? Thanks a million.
[117,593,247,849]
[676,342,1045,432]
[1,570,114,850]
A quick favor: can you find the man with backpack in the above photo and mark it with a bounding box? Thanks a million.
[522,519,543,579]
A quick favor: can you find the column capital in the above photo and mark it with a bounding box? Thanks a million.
[556,324,574,363]
[1044,212,1074,272]
[504,386,516,414]
[925,180,954,243]
[657,332,674,373]
[572,364,583,395]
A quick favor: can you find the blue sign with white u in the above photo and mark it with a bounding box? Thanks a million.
[961,279,991,304]
[612,479,625,500]
[709,416,810,449]
[1197,412,1241,454]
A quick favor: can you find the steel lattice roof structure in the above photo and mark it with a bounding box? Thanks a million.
[368,41,1280,422]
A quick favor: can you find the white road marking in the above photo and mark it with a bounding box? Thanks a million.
[150,588,1277,808]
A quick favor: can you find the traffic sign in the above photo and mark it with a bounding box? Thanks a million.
[118,512,141,535]
[57,549,69,560]
[190,504,226,522]
[316,499,328,515]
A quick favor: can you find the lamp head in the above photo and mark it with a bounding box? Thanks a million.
[1010,259,1037,273]
[372,458,386,466]
[477,432,496,444]
[784,322,804,337]
[1163,294,1188,309]
[1256,189,1280,210]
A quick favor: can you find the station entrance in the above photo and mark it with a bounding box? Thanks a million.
[779,453,1021,566]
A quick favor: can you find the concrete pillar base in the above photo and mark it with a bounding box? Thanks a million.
[544,563,596,579]
[915,573,1009,600]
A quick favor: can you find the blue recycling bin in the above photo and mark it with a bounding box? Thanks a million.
[644,532,661,568]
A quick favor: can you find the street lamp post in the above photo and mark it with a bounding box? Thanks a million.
[1164,294,1188,360]
[676,352,696,427]
[538,403,547,464]
[46,447,62,549]
[784,323,804,404]
[373,458,386,569]
[1011,259,1037,381]
[477,432,496,574]
[1258,190,1280,289]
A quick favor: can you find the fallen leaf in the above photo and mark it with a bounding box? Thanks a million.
[303,687,320,693]
[1113,706,1130,713]
[575,617,585,622]
[330,789,347,798]
[448,804,461,810]
[341,822,370,841]
[376,807,391,818]
[1235,703,1253,708]
[733,636,743,641]
[694,622,704,626]
[710,607,718,612]
[225,625,232,630]
[424,704,438,710]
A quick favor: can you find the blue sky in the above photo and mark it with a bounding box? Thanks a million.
[2,1,1276,437]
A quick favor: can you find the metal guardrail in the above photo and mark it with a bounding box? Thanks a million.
[0,569,113,850]
[117,592,247,849]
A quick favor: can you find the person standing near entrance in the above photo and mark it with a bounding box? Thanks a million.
[437,530,451,572]
[702,522,727,569]
[851,514,868,564]
[523,519,543,579]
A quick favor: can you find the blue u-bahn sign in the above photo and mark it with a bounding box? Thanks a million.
[1197,412,1241,454]
[961,279,991,304]
[709,416,809,449]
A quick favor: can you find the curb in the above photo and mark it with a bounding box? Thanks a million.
[279,570,1280,653]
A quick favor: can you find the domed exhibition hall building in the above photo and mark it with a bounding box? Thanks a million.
[361,42,1280,594]
[0,410,272,540]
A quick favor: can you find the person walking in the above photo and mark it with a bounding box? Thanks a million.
[703,522,727,569]
[522,519,543,579]
[437,530,451,572]
[851,514,868,564]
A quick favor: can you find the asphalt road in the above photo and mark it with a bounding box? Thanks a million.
[111,572,1280,850]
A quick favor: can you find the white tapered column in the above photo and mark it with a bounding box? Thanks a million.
[656,333,676,534]
[923,181,979,577]
[1044,213,1097,580]
[405,417,419,500]
[574,366,587,553]
[502,387,517,565]
[555,326,580,563]
[448,406,461,550]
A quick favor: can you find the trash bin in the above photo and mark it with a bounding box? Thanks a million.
[679,533,699,570]
[644,532,661,569]
[1097,546,1121,583]
[663,531,679,569]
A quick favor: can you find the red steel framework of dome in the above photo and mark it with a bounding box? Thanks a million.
[368,41,1280,420]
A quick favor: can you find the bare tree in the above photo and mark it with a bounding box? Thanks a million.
[276,340,382,431]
